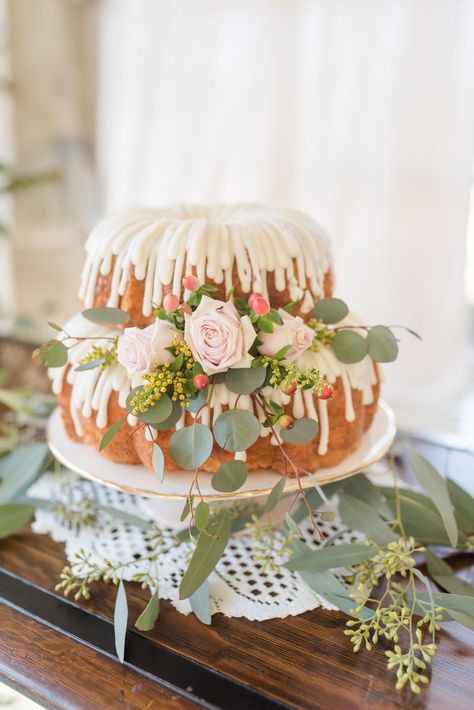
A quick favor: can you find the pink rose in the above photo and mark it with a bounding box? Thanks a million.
[257,309,314,362]
[117,320,178,376]
[184,295,256,374]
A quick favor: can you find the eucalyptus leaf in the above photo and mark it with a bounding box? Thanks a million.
[136,396,173,424]
[407,447,458,547]
[299,568,372,619]
[446,611,474,630]
[338,493,397,545]
[169,424,213,470]
[213,410,260,452]
[366,325,398,363]
[225,367,267,395]
[211,461,248,492]
[384,492,465,547]
[424,550,474,597]
[313,298,349,324]
[100,505,153,531]
[135,591,160,631]
[99,419,124,451]
[188,387,208,414]
[152,399,183,431]
[285,542,379,572]
[332,330,368,364]
[180,497,193,522]
[447,479,474,533]
[0,442,50,503]
[74,358,106,372]
[39,340,68,368]
[414,592,474,617]
[341,474,393,520]
[114,580,128,663]
[195,501,210,531]
[125,386,143,413]
[152,444,165,482]
[47,321,63,332]
[285,512,300,534]
[280,417,318,445]
[83,307,131,324]
[264,477,286,512]
[179,511,231,599]
[189,580,211,625]
[0,503,36,539]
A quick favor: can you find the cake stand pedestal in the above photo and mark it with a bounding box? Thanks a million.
[46,401,396,528]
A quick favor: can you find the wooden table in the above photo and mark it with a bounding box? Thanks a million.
[0,340,473,709]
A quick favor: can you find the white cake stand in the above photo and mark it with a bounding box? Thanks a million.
[47,401,396,528]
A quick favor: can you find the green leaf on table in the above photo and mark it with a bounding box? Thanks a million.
[313,298,349,324]
[136,395,173,424]
[407,446,458,547]
[332,331,368,364]
[264,477,286,513]
[99,419,124,451]
[179,511,231,599]
[415,592,474,617]
[169,424,213,470]
[152,399,183,431]
[0,503,36,538]
[114,579,128,663]
[189,580,211,625]
[82,307,131,325]
[424,550,474,597]
[39,340,68,368]
[285,542,379,572]
[135,591,160,631]
[338,493,397,545]
[195,501,210,531]
[296,562,373,619]
[152,444,165,482]
[280,418,318,445]
[366,325,398,363]
[211,461,248,492]
[213,410,260,452]
[100,505,153,531]
[383,491,465,547]
[341,473,393,519]
[447,479,474,533]
[0,442,50,503]
[225,367,267,395]
[74,358,106,372]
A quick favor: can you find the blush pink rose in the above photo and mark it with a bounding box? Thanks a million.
[117,320,178,376]
[257,309,314,362]
[184,295,256,374]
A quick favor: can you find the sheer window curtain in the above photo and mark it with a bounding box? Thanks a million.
[97,0,474,431]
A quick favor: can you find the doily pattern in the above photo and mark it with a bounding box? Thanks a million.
[28,471,361,621]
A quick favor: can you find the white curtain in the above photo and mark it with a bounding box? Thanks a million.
[96,0,474,425]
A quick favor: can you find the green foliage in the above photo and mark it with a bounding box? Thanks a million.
[99,419,124,451]
[211,461,248,492]
[285,543,378,572]
[114,580,128,663]
[0,442,50,503]
[135,396,173,425]
[38,340,68,368]
[179,511,231,599]
[152,444,164,482]
[264,477,286,512]
[367,325,399,363]
[332,330,368,364]
[135,591,160,631]
[82,307,131,325]
[225,367,267,395]
[338,493,397,545]
[280,418,318,445]
[195,501,210,531]
[0,503,36,538]
[313,297,349,324]
[169,424,213,470]
[189,581,211,625]
[213,410,260,452]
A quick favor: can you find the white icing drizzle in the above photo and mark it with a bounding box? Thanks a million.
[79,204,332,317]
[49,313,378,457]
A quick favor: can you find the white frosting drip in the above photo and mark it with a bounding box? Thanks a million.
[79,204,332,317]
[49,313,378,456]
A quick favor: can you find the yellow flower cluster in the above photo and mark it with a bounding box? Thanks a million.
[78,339,118,370]
[307,318,336,352]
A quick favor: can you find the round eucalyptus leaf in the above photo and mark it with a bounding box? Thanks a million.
[152,399,183,430]
[367,325,399,363]
[280,417,318,445]
[136,395,173,424]
[313,297,349,324]
[82,307,131,324]
[211,461,248,492]
[188,388,208,413]
[332,330,368,364]
[169,424,214,470]
[213,410,260,452]
[225,367,267,395]
[125,386,144,413]
[40,341,68,368]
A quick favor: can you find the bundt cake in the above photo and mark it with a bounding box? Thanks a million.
[45,204,384,478]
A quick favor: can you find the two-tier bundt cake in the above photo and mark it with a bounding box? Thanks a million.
[48,204,381,477]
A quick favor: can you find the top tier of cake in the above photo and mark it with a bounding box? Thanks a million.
[79,204,333,326]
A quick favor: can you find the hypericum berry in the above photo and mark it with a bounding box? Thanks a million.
[281,381,297,395]
[163,294,180,312]
[252,297,270,316]
[193,374,209,390]
[180,303,192,315]
[182,274,200,292]
[319,385,333,400]
[278,414,293,429]
[248,292,263,309]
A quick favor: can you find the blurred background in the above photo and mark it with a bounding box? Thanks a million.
[1,0,474,440]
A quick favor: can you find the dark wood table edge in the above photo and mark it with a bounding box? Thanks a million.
[0,568,290,710]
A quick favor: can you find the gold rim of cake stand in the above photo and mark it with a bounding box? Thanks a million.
[47,401,396,501]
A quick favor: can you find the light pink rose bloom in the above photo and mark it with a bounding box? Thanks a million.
[257,309,314,362]
[184,295,256,374]
[117,320,178,376]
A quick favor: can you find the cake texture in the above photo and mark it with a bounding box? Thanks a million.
[47,204,383,478]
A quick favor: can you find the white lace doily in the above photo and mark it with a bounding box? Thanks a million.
[28,471,359,621]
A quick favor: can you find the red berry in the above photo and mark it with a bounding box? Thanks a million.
[319,385,333,400]
[248,292,263,309]
[282,381,297,395]
[194,374,209,390]
[252,297,270,316]
[278,414,293,429]
[163,294,180,312]
[182,274,200,292]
